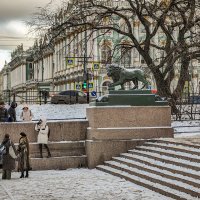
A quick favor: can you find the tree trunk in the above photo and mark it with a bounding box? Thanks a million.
[153,70,180,115]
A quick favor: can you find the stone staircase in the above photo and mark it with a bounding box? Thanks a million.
[96,139,200,200]
[29,141,87,170]
[7,120,88,171]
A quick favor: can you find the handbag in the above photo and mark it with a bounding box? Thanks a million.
[7,116,13,122]
[0,145,6,166]
[9,142,17,159]
[0,145,6,155]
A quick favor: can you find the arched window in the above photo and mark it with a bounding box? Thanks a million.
[102,81,111,95]
[121,47,132,67]
[101,44,112,64]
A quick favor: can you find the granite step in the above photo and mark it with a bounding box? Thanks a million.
[97,140,200,199]
[120,152,200,180]
[103,161,200,198]
[14,141,85,158]
[154,139,200,149]
[29,141,85,158]
[97,165,192,200]
[134,146,200,163]
[30,155,87,170]
[111,157,200,188]
[14,141,86,170]
[142,141,200,156]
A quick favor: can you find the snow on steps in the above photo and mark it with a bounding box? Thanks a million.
[29,141,85,158]
[142,142,200,156]
[135,146,200,163]
[31,155,87,170]
[121,152,200,180]
[111,157,200,188]
[28,141,86,170]
[129,149,200,171]
[96,140,200,200]
[97,165,192,200]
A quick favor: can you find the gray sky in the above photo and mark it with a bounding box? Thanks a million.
[0,0,62,69]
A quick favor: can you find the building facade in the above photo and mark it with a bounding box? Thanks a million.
[4,1,200,104]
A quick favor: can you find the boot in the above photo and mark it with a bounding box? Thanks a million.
[25,170,29,178]
[20,172,24,178]
[39,144,43,158]
[45,144,51,158]
[47,152,51,158]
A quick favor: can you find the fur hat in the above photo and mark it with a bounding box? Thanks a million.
[4,134,10,139]
[11,102,17,108]
[22,104,29,109]
[20,132,26,137]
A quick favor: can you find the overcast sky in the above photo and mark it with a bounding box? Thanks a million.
[0,0,62,69]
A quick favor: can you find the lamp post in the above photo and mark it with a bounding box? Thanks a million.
[82,1,90,103]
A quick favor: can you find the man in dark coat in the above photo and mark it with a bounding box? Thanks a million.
[1,134,17,179]
[0,101,8,122]
[8,102,17,122]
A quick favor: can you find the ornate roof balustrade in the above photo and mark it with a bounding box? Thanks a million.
[11,83,26,90]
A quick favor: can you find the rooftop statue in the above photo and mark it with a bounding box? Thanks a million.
[106,64,149,90]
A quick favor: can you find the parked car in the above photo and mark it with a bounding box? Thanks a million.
[96,94,109,102]
[189,96,200,104]
[51,90,87,104]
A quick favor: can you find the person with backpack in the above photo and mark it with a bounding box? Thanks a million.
[8,102,17,122]
[20,104,33,121]
[35,117,51,158]
[0,101,8,122]
[1,134,17,180]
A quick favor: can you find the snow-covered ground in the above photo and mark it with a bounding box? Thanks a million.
[172,120,200,138]
[13,103,89,121]
[0,169,171,200]
[11,103,200,138]
[1,103,199,200]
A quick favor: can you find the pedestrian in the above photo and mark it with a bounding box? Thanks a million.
[35,117,51,158]
[8,102,17,122]
[0,101,8,122]
[17,132,31,178]
[0,134,17,180]
[20,104,33,121]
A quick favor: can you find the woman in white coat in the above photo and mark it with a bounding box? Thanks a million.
[35,117,51,158]
[20,104,33,121]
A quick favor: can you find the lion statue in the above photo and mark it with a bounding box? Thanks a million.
[106,64,149,90]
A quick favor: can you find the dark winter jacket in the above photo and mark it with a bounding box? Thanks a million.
[1,138,17,170]
[8,102,17,122]
[0,107,8,122]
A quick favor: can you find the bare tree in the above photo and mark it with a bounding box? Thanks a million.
[27,0,200,114]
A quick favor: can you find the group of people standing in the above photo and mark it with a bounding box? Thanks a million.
[0,102,51,180]
[0,101,17,122]
[0,132,30,179]
[0,101,34,122]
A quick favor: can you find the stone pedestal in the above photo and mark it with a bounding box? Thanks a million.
[86,106,173,168]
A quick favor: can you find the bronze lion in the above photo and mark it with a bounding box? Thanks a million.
[106,64,149,90]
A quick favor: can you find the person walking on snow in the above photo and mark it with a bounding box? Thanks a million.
[35,117,51,158]
[20,104,33,121]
